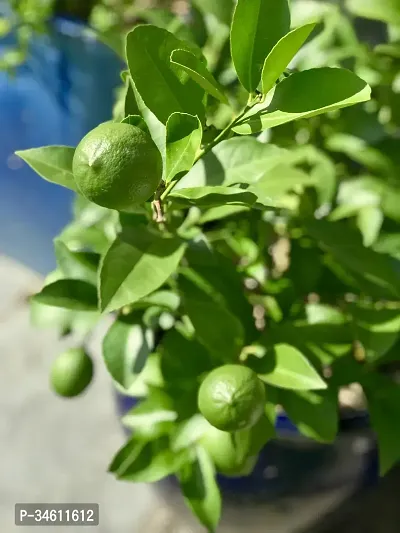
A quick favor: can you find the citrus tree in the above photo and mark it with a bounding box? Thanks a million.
[15,0,400,530]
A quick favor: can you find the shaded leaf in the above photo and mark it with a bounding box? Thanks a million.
[192,0,233,25]
[231,0,291,92]
[166,112,202,184]
[234,68,371,134]
[115,439,189,482]
[15,146,76,191]
[99,226,186,313]
[54,240,99,285]
[178,446,221,533]
[306,218,400,299]
[171,49,228,104]
[248,163,315,207]
[170,186,257,207]
[32,280,98,311]
[179,271,244,362]
[102,314,154,389]
[366,382,400,475]
[120,114,148,131]
[278,389,338,442]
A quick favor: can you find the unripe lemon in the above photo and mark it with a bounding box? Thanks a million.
[198,364,266,432]
[201,422,258,477]
[73,122,162,211]
[50,348,93,398]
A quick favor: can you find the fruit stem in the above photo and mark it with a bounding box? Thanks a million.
[152,198,165,224]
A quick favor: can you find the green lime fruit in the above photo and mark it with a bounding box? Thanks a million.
[50,348,93,398]
[198,364,266,432]
[201,422,258,477]
[72,122,162,211]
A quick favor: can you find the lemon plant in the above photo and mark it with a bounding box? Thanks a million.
[15,0,400,530]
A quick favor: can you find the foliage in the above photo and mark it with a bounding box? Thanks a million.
[14,0,400,530]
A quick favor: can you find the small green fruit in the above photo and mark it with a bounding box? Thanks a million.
[73,122,162,211]
[198,364,266,432]
[50,348,93,398]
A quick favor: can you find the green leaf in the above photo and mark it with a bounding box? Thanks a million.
[133,291,180,312]
[170,186,257,207]
[261,23,317,94]
[257,343,327,390]
[102,314,154,389]
[166,112,202,184]
[129,80,166,166]
[115,438,189,482]
[175,137,286,189]
[185,238,258,343]
[99,227,186,313]
[54,240,99,285]
[121,389,177,438]
[15,146,76,191]
[199,205,250,224]
[178,446,221,533]
[192,0,233,25]
[108,436,145,474]
[171,49,228,104]
[349,303,400,362]
[366,382,400,475]
[230,0,291,92]
[161,328,213,388]
[278,389,338,442]
[306,219,400,299]
[179,271,244,363]
[172,415,210,451]
[357,205,383,247]
[120,114,148,131]
[248,163,315,207]
[32,280,98,311]
[234,68,371,134]
[126,25,205,124]
[346,0,400,25]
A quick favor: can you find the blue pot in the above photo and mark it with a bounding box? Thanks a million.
[0,16,122,274]
[115,391,378,503]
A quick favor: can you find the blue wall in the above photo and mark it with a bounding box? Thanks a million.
[0,19,122,274]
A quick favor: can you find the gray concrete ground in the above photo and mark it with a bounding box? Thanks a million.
[0,255,177,533]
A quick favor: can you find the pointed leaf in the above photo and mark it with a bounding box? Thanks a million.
[178,446,221,533]
[15,146,76,191]
[126,25,205,124]
[175,137,286,189]
[115,439,189,482]
[231,0,290,92]
[357,205,383,247]
[171,49,228,104]
[170,186,257,207]
[279,389,338,442]
[54,240,99,285]
[120,115,148,131]
[261,23,317,94]
[166,112,202,184]
[32,280,98,311]
[234,68,371,134]
[258,343,327,390]
[99,227,186,313]
[102,314,154,389]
